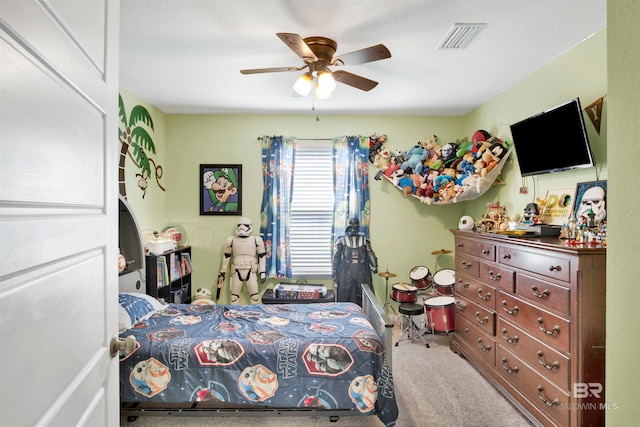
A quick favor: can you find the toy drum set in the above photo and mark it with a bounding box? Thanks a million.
[380,249,457,335]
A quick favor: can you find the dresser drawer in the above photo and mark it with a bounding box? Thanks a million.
[499,246,571,283]
[455,237,496,261]
[455,254,480,277]
[479,262,515,293]
[498,318,570,391]
[498,347,570,426]
[455,271,497,311]
[517,273,571,316]
[454,314,496,368]
[499,292,570,353]
[454,294,495,335]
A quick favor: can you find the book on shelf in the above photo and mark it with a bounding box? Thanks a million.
[181,252,192,274]
[169,252,182,281]
[156,257,169,288]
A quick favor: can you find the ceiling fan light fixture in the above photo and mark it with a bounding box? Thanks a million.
[316,70,336,99]
[293,73,313,96]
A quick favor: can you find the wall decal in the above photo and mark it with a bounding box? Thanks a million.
[118,94,165,199]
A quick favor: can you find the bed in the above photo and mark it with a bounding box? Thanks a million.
[119,285,397,426]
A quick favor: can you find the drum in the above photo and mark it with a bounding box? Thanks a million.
[391,283,417,303]
[424,296,455,333]
[409,265,433,290]
[433,269,456,296]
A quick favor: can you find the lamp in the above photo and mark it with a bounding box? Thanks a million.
[316,70,336,99]
[292,69,336,99]
[292,73,313,96]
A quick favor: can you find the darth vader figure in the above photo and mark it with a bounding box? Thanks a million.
[332,218,378,306]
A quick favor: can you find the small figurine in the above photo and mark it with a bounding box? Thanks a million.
[522,203,539,225]
[218,217,266,304]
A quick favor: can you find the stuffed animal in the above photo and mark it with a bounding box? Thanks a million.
[440,142,458,166]
[368,133,387,164]
[191,288,216,305]
[373,148,392,180]
[433,174,453,192]
[401,145,428,174]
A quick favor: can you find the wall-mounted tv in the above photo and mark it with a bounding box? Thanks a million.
[509,97,595,177]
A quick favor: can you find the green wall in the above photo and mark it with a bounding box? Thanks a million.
[606,0,640,424]
[162,114,467,304]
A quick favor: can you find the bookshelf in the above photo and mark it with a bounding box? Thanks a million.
[145,246,192,304]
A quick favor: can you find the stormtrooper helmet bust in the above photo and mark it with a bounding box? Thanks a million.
[236,217,253,237]
[458,215,475,230]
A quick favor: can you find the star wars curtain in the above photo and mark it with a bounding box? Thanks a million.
[259,135,295,278]
[331,135,371,246]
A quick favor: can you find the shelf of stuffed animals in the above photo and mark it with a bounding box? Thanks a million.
[379,147,512,205]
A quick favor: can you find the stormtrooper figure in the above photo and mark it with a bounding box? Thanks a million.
[332,218,378,306]
[576,185,606,225]
[218,217,266,304]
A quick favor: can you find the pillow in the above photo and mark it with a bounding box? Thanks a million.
[118,293,165,332]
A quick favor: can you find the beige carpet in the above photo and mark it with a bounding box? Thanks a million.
[121,325,533,427]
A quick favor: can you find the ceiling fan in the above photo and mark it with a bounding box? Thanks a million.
[240,33,391,98]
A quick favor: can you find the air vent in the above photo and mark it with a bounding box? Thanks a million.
[438,23,486,49]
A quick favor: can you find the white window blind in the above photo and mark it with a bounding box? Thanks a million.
[290,142,334,278]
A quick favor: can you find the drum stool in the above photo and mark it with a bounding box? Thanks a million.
[394,303,430,348]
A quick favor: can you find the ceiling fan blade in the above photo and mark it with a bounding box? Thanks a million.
[240,66,303,74]
[276,33,318,62]
[332,70,379,91]
[333,44,391,66]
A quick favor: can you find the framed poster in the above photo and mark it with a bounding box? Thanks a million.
[200,164,242,215]
[541,187,575,225]
[573,180,607,224]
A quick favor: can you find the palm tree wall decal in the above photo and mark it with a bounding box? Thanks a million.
[118,94,165,199]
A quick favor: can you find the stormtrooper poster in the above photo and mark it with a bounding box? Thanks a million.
[573,180,607,224]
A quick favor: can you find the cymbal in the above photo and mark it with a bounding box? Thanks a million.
[431,249,452,256]
[378,271,397,278]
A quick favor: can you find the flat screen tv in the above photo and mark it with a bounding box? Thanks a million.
[509,97,595,176]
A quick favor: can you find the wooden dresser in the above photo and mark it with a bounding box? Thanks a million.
[450,230,606,427]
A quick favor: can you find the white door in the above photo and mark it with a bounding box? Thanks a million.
[0,1,120,425]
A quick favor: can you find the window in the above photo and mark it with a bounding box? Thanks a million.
[289,142,334,277]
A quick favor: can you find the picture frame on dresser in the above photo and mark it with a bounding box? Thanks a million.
[200,164,242,215]
[540,187,575,225]
[573,180,607,223]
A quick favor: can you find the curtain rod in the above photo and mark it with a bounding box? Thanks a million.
[257,137,333,141]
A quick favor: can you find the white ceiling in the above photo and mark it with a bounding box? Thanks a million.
[120,0,606,116]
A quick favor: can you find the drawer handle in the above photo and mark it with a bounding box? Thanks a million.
[537,318,561,336]
[457,279,469,289]
[501,328,519,343]
[455,301,466,311]
[488,270,502,281]
[502,300,519,315]
[456,243,464,248]
[548,265,561,272]
[537,350,560,370]
[537,385,560,407]
[477,289,491,301]
[501,357,519,374]
[475,311,489,324]
[502,253,512,260]
[482,249,490,255]
[462,261,472,269]
[531,285,550,299]
[477,338,491,352]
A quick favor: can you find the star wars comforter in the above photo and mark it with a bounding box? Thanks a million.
[119,302,398,426]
